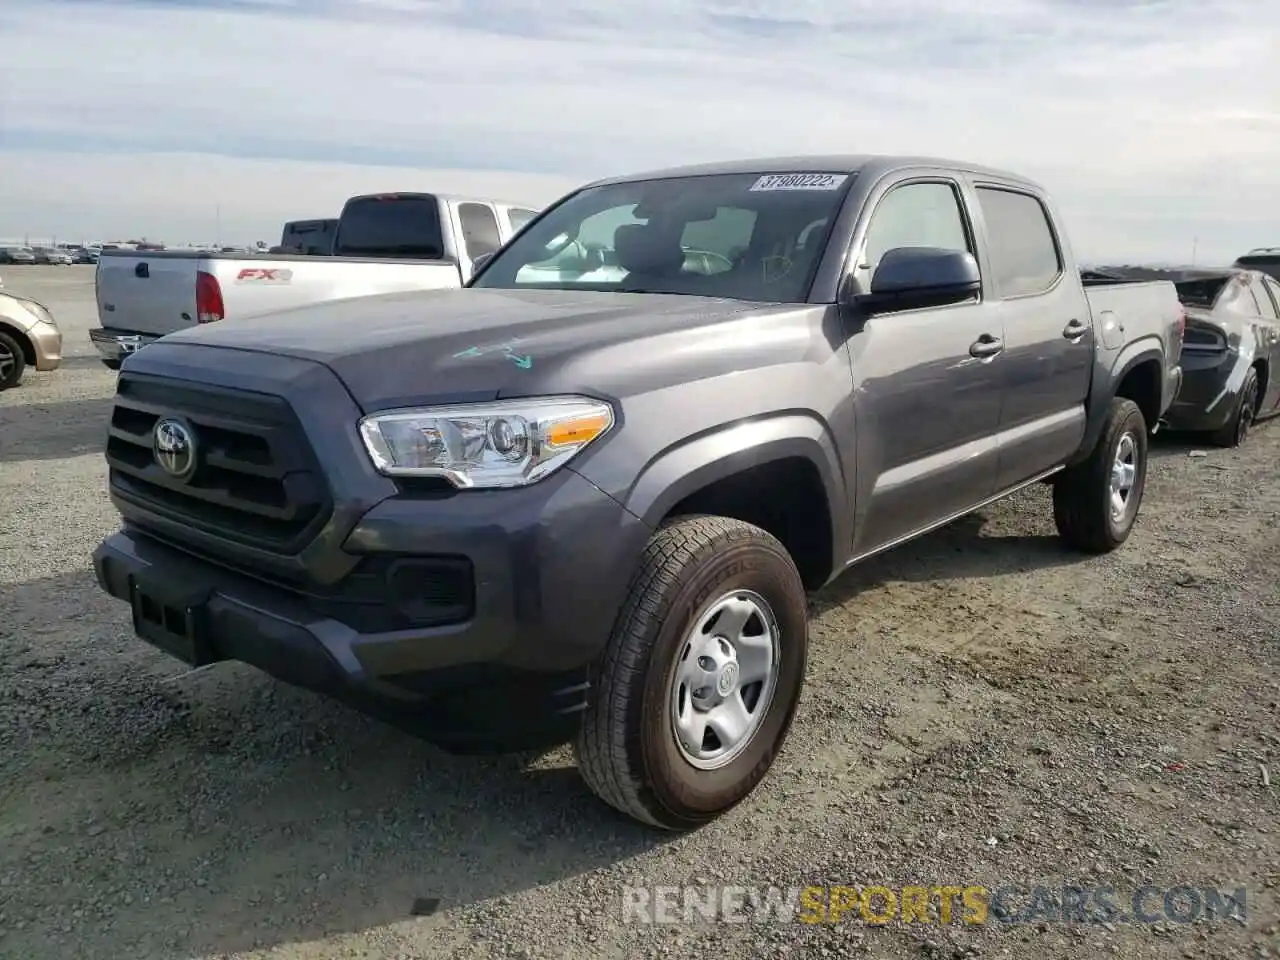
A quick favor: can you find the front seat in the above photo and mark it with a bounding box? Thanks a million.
[613,222,686,288]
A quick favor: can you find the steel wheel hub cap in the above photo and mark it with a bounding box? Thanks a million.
[670,590,780,770]
[1109,432,1137,522]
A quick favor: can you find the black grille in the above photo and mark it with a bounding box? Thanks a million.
[106,373,332,552]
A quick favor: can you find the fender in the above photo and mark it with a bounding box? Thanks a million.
[1071,338,1164,465]
[1204,333,1260,417]
[622,413,851,571]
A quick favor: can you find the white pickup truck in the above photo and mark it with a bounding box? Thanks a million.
[89,192,542,368]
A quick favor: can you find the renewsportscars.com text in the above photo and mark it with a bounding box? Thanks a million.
[622,884,1247,926]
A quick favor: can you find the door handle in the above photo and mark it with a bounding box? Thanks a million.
[969,334,1004,359]
[1063,318,1088,341]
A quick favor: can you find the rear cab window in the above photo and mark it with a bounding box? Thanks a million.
[974,186,1063,298]
[332,194,445,259]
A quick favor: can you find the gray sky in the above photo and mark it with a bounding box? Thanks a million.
[1,0,1276,264]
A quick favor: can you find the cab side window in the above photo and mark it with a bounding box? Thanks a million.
[861,182,972,278]
[458,202,503,260]
[509,208,539,234]
[975,187,1063,298]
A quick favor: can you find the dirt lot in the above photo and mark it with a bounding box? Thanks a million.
[1,265,1277,960]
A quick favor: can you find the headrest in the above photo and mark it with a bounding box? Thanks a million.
[614,222,685,276]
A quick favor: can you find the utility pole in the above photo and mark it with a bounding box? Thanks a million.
[215,202,222,247]
[1191,237,1198,267]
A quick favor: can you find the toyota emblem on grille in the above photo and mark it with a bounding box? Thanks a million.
[152,418,198,480]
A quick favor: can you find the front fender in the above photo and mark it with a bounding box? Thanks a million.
[620,414,850,566]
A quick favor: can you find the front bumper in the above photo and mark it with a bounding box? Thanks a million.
[94,467,651,748]
[29,319,62,371]
[89,327,158,362]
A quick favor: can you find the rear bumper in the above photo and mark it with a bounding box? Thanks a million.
[1164,364,1182,415]
[90,327,158,361]
[30,319,63,371]
[1163,350,1239,431]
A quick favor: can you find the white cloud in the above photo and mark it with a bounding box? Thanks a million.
[0,0,1275,263]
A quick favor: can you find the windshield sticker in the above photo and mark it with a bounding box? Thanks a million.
[749,173,848,192]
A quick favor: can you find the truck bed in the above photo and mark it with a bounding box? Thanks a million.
[1081,274,1185,374]
[94,249,464,345]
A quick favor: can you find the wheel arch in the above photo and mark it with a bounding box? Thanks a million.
[622,415,849,590]
[0,320,35,366]
[1071,344,1163,466]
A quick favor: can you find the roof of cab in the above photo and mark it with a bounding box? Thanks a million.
[341,192,541,210]
[582,154,1044,191]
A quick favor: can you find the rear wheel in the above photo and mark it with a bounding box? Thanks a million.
[1053,397,1147,553]
[1209,367,1258,448]
[575,514,809,830]
[0,330,26,390]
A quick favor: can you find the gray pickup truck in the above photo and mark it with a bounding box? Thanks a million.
[92,154,1183,830]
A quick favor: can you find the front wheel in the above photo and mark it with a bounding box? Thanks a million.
[0,330,26,390]
[574,514,809,830]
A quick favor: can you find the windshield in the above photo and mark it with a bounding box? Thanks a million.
[333,195,444,259]
[470,172,855,302]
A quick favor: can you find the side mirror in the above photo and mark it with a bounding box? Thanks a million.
[848,246,981,314]
[471,252,495,273]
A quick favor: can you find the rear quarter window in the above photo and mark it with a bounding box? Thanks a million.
[975,187,1063,298]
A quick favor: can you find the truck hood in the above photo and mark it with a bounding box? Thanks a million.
[162,287,805,411]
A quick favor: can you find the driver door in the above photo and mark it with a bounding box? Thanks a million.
[845,177,1006,557]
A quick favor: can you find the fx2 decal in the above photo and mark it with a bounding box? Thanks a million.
[235,268,294,283]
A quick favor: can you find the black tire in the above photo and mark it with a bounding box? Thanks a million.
[0,330,26,390]
[1208,367,1258,448]
[101,359,122,371]
[1053,397,1148,553]
[575,514,809,830]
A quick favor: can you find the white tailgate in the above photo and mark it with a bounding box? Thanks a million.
[96,255,198,337]
[213,258,464,321]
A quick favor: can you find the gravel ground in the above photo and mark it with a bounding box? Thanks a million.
[1,265,1277,960]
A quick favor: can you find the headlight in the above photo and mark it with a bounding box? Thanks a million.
[358,396,615,488]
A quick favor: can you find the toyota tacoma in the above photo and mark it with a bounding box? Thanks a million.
[93,155,1184,830]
